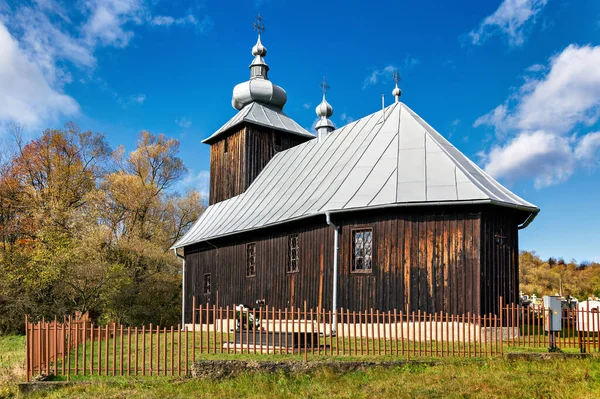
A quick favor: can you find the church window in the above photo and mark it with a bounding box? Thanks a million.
[224,138,229,153]
[287,234,299,273]
[351,228,373,273]
[247,243,256,277]
[203,274,211,295]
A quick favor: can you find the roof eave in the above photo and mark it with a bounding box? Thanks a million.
[171,198,539,249]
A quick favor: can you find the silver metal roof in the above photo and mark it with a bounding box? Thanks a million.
[202,102,315,144]
[175,102,539,248]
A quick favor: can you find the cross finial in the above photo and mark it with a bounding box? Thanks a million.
[320,77,330,96]
[254,13,265,35]
[392,70,401,85]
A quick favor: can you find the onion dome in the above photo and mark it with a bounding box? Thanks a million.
[315,77,335,140]
[392,70,402,103]
[231,34,288,111]
[315,94,333,118]
[252,36,267,57]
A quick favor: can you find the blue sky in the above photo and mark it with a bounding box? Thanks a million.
[1,0,600,262]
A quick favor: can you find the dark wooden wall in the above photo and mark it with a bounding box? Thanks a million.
[209,124,311,204]
[336,210,481,316]
[184,206,521,322]
[184,216,333,320]
[480,210,520,315]
[209,127,247,205]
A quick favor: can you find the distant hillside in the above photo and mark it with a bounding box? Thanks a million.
[519,251,600,300]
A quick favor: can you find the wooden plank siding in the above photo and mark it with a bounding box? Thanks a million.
[209,124,310,204]
[184,206,521,322]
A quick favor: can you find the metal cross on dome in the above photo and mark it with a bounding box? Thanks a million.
[320,77,330,95]
[393,70,401,85]
[254,13,265,35]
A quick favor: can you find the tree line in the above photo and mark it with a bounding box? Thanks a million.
[520,250,600,299]
[0,124,204,334]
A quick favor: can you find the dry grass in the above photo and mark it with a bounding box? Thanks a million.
[0,335,26,398]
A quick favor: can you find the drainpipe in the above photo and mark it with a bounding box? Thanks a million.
[174,249,185,329]
[325,211,339,335]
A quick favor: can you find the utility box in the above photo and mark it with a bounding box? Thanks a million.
[543,296,562,332]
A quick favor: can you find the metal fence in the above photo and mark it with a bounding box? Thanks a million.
[25,298,600,380]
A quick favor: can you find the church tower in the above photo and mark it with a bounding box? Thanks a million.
[203,16,314,205]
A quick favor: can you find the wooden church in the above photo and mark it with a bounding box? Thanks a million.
[173,26,539,322]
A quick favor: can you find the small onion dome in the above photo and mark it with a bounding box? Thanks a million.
[315,95,333,118]
[232,79,287,110]
[252,36,267,57]
[392,86,401,98]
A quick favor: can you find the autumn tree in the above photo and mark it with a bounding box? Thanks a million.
[0,125,205,333]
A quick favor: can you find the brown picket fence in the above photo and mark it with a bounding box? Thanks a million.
[25,298,600,380]
[504,302,600,352]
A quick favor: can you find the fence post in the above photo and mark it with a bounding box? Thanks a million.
[191,296,196,362]
[499,296,504,356]
[25,315,29,382]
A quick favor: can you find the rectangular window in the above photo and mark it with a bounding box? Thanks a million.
[224,138,229,153]
[246,243,256,277]
[351,228,373,273]
[287,234,299,273]
[203,273,211,295]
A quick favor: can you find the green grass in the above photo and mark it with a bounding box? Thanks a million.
[0,335,26,398]
[5,358,600,398]
[28,330,508,379]
[4,333,600,398]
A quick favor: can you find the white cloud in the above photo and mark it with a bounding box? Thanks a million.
[468,0,548,47]
[575,131,600,165]
[340,113,354,124]
[525,63,546,72]
[0,1,207,128]
[151,14,198,27]
[516,45,600,133]
[484,131,575,189]
[363,55,420,89]
[81,0,145,48]
[476,44,600,188]
[448,119,461,138]
[0,22,79,127]
[179,170,210,197]
[176,117,192,128]
[477,45,600,134]
[473,104,507,129]
[117,93,146,108]
[302,103,311,110]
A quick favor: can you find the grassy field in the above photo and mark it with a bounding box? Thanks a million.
[2,335,600,398]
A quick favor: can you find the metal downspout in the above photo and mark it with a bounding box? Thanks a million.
[325,211,339,335]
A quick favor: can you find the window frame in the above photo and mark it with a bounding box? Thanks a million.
[287,234,300,274]
[223,137,229,154]
[203,273,211,295]
[246,243,257,277]
[350,227,374,274]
